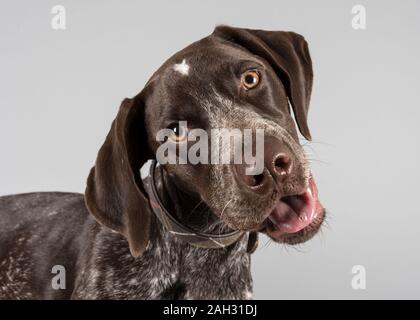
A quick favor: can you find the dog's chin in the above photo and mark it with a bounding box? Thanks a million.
[257,177,325,244]
[213,177,325,245]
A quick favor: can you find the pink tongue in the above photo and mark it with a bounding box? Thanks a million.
[268,180,318,236]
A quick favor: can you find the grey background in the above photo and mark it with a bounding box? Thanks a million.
[1,0,419,299]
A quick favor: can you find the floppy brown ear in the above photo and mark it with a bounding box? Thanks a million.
[85,94,152,257]
[213,26,314,140]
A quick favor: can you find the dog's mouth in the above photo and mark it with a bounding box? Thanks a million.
[258,177,324,243]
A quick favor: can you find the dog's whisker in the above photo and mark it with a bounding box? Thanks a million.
[317,225,328,246]
[306,158,331,165]
[220,199,233,219]
[288,243,309,254]
[299,139,334,147]
[282,242,292,255]
[214,199,233,236]
[260,235,273,250]
[302,143,322,160]
[321,212,332,231]
[187,199,205,218]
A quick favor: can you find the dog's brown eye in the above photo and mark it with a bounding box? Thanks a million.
[168,123,188,143]
[241,70,260,90]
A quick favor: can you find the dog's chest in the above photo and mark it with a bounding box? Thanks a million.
[72,231,253,299]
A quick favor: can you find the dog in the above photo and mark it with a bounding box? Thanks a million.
[0,26,325,299]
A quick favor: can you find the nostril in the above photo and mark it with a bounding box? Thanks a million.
[251,173,265,187]
[274,154,292,175]
[234,164,269,190]
[243,172,265,188]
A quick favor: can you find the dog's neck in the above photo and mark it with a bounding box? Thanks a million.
[153,165,232,234]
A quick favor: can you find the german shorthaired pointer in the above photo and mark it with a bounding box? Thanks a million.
[0,26,325,299]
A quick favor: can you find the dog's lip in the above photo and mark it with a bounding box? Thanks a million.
[261,177,323,239]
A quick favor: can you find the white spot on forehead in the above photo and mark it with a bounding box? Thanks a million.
[173,59,190,76]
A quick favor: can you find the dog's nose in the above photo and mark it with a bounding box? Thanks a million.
[234,136,295,192]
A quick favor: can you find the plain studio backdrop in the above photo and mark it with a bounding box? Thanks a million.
[1,0,419,299]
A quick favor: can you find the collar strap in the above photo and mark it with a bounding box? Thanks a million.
[140,160,245,249]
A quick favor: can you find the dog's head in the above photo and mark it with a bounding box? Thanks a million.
[85,26,325,257]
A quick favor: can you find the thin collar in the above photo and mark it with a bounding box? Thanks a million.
[140,160,245,249]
